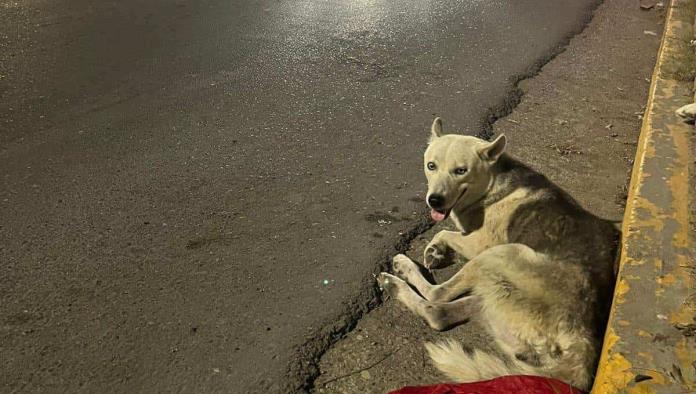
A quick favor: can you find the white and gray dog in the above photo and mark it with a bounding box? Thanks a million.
[377,118,618,391]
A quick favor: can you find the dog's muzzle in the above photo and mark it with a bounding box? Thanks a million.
[428,187,468,222]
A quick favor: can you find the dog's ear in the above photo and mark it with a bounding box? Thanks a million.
[477,134,507,163]
[429,117,443,143]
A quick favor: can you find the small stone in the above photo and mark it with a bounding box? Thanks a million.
[675,103,696,122]
[639,0,656,10]
[360,370,371,380]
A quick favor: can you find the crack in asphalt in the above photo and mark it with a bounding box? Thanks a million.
[479,1,603,141]
[286,215,434,393]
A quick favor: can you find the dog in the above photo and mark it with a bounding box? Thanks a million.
[377,118,618,391]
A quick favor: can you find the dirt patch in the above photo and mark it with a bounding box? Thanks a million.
[314,0,664,392]
[683,0,696,343]
[667,0,696,338]
[690,106,696,325]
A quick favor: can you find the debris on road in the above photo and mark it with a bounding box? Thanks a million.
[676,102,696,122]
[640,0,657,10]
[389,376,583,394]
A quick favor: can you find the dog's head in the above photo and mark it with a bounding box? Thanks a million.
[424,118,506,222]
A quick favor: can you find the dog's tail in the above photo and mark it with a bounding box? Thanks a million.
[425,339,535,383]
[425,339,592,390]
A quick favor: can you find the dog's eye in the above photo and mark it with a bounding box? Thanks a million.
[454,167,468,175]
[427,162,437,171]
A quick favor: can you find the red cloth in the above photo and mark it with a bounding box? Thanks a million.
[389,375,584,394]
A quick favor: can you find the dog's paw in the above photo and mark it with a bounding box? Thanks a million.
[392,254,420,280]
[377,272,404,296]
[423,241,452,269]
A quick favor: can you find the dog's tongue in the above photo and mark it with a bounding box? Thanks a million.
[430,209,446,222]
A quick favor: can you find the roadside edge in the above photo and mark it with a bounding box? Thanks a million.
[591,1,695,392]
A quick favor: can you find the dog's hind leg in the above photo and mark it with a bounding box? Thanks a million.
[393,252,480,303]
[392,254,476,302]
[392,253,472,303]
[422,263,480,303]
[377,272,480,331]
[392,254,435,292]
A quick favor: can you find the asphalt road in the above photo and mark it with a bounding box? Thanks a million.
[1,0,598,392]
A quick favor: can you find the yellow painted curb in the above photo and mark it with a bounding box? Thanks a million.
[591,1,695,393]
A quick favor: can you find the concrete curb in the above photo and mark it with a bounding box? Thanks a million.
[591,1,695,392]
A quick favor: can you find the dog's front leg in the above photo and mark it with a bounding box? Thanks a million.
[424,230,488,269]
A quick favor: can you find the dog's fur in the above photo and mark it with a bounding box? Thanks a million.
[377,118,618,391]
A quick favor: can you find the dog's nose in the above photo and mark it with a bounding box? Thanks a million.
[427,194,445,209]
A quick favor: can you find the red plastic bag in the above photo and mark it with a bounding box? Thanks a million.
[389,375,584,394]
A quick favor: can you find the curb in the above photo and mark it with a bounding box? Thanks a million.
[591,1,695,392]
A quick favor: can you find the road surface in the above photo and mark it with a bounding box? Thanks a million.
[1,0,598,392]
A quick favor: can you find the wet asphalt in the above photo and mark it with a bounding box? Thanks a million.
[1,0,598,392]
